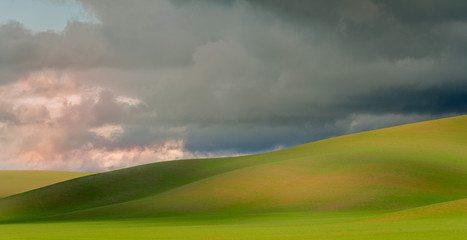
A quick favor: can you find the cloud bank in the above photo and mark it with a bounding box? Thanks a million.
[0,0,466,171]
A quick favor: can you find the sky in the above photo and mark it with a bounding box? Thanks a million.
[0,0,95,32]
[0,0,466,171]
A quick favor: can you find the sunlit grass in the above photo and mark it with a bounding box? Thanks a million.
[0,213,466,240]
[0,171,93,198]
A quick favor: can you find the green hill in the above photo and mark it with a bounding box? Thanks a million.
[368,197,467,222]
[0,115,465,222]
[0,171,94,199]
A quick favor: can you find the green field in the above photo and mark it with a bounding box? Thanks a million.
[0,171,94,199]
[0,213,465,240]
[0,115,466,239]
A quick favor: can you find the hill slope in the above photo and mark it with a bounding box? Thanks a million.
[368,197,467,222]
[0,115,466,221]
[0,171,93,199]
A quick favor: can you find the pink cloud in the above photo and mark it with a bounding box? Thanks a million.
[0,70,219,171]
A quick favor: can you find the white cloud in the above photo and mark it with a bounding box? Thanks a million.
[89,124,124,141]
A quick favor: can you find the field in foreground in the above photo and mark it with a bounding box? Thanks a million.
[0,213,466,240]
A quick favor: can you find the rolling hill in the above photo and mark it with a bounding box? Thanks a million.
[368,197,467,222]
[0,115,465,222]
[0,171,93,199]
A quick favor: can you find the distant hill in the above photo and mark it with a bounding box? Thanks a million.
[0,171,93,199]
[0,115,465,222]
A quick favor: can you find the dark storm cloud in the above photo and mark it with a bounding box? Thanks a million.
[0,21,109,73]
[242,0,467,59]
[375,0,467,22]
[349,81,467,114]
[247,0,467,23]
[184,123,345,153]
[0,0,466,170]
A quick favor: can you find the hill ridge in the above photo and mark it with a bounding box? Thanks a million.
[0,115,465,222]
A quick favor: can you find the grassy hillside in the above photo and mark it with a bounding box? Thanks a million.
[0,171,93,199]
[0,115,465,222]
[369,197,467,222]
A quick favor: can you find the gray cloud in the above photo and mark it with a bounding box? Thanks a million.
[0,0,466,170]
